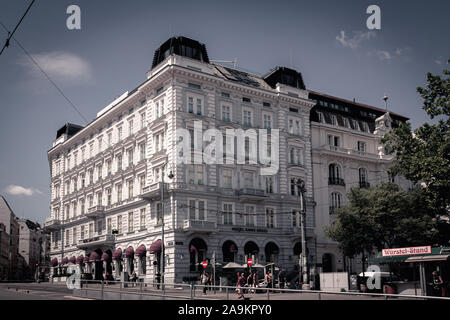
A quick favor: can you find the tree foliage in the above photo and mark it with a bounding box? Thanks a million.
[382,62,450,218]
[325,183,437,257]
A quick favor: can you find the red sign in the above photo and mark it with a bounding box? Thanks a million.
[382,246,432,257]
[247,258,252,267]
[201,260,208,268]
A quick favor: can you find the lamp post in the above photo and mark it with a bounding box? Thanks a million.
[295,178,309,289]
[160,161,174,287]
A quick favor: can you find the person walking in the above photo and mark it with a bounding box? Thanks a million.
[429,271,445,297]
[201,271,209,295]
[247,272,254,293]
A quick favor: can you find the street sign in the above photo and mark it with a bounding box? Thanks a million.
[201,260,208,268]
[382,246,431,257]
[247,258,252,267]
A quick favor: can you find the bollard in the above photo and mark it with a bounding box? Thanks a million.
[119,281,122,300]
[267,288,270,300]
[226,287,229,300]
[317,292,321,300]
[101,281,104,300]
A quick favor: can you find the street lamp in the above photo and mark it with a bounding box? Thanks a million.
[295,178,309,289]
[160,161,173,288]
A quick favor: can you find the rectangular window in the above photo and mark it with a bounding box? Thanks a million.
[196,98,202,115]
[89,223,93,238]
[357,141,367,153]
[72,227,77,245]
[188,97,194,113]
[243,97,251,103]
[223,203,233,225]
[244,205,256,227]
[107,218,111,234]
[107,160,112,176]
[266,208,275,228]
[106,188,112,206]
[107,133,112,147]
[291,209,299,227]
[128,119,133,136]
[139,143,146,161]
[80,226,85,240]
[117,155,122,171]
[223,168,232,188]
[128,212,134,232]
[243,171,253,188]
[139,175,145,193]
[263,114,272,129]
[140,208,146,229]
[117,184,122,202]
[265,176,273,194]
[156,202,162,225]
[117,127,122,142]
[127,180,133,199]
[189,200,196,220]
[140,112,146,129]
[222,105,231,122]
[117,215,122,234]
[243,110,252,126]
[127,148,133,167]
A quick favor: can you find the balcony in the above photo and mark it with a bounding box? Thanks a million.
[237,188,267,201]
[77,234,115,249]
[328,177,345,186]
[359,181,371,189]
[44,218,61,231]
[183,220,217,234]
[86,205,105,219]
[141,182,166,200]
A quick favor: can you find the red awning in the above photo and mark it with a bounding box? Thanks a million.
[83,256,89,264]
[76,255,84,264]
[190,245,198,253]
[89,252,101,262]
[50,258,58,267]
[62,257,69,265]
[69,256,76,264]
[101,252,111,262]
[136,245,147,257]
[125,246,134,258]
[112,248,122,260]
[150,240,162,254]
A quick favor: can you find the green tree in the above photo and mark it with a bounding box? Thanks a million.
[326,183,437,263]
[382,62,449,222]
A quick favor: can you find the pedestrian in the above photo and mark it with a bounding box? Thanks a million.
[201,271,209,295]
[278,270,285,290]
[429,271,445,297]
[237,272,246,299]
[247,272,254,293]
[130,270,137,287]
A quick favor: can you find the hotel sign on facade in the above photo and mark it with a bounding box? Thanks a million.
[382,246,432,257]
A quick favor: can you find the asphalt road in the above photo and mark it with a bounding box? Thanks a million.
[0,283,89,300]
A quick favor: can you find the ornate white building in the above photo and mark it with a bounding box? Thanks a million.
[308,91,411,274]
[45,37,317,284]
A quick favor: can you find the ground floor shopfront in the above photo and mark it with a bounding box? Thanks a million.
[49,230,317,284]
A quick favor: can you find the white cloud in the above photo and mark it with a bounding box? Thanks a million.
[435,59,442,65]
[336,30,376,49]
[4,185,42,196]
[18,51,93,84]
[374,50,392,61]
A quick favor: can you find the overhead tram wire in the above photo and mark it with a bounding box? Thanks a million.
[0,21,88,124]
[0,0,35,56]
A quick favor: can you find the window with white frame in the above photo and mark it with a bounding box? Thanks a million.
[288,118,301,135]
[127,179,133,199]
[156,202,162,225]
[107,133,112,147]
[291,209,300,227]
[72,227,77,245]
[243,171,254,188]
[223,203,233,225]
[263,113,272,129]
[327,135,340,148]
[330,192,342,213]
[139,142,146,160]
[139,174,145,193]
[127,148,134,167]
[107,218,111,234]
[265,207,275,228]
[117,127,122,142]
[265,176,273,194]
[140,208,146,229]
[188,164,204,185]
[116,184,122,202]
[222,105,231,122]
[357,141,367,153]
[116,154,122,171]
[106,188,112,206]
[140,112,146,129]
[117,215,122,233]
[244,205,256,227]
[243,109,252,126]
[188,97,194,113]
[128,119,133,136]
[128,211,134,232]
[188,199,206,220]
[222,168,232,188]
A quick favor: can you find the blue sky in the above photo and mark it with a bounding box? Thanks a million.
[0,0,448,224]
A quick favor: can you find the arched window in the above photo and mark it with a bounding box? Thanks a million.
[264,242,279,264]
[222,240,238,263]
[359,168,367,183]
[329,164,344,185]
[189,238,207,272]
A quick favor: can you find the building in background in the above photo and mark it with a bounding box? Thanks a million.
[309,92,411,274]
[18,219,45,279]
[0,223,9,280]
[0,196,20,280]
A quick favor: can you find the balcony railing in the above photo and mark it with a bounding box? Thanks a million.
[44,219,61,231]
[86,205,105,219]
[328,177,345,186]
[77,234,115,249]
[237,188,267,200]
[183,220,217,233]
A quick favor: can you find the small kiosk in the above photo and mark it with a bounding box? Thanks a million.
[368,246,450,296]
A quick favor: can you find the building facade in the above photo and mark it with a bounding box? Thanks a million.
[45,37,316,284]
[45,36,409,283]
[309,92,411,274]
[17,219,45,279]
[0,196,21,280]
